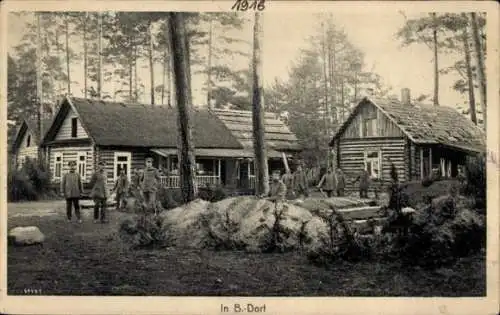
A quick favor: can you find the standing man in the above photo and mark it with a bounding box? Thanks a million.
[293,164,309,199]
[90,161,108,223]
[61,161,83,223]
[267,170,287,202]
[353,168,371,199]
[281,169,295,200]
[336,168,346,197]
[141,156,161,213]
[317,167,336,198]
[113,168,129,211]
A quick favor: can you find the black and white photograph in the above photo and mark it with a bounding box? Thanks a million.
[1,1,498,314]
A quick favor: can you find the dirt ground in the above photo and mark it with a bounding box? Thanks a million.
[7,201,486,296]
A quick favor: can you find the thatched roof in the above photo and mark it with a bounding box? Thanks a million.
[42,97,243,149]
[212,108,302,152]
[331,97,486,153]
[12,117,53,151]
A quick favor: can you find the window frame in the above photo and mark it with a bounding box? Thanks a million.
[71,117,78,138]
[77,152,87,180]
[54,152,63,180]
[113,152,132,182]
[364,149,382,179]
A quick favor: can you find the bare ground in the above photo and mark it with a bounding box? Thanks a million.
[7,201,486,296]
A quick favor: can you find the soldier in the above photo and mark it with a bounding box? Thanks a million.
[113,168,129,211]
[89,161,108,223]
[293,164,309,199]
[353,168,371,199]
[140,156,161,213]
[281,169,295,199]
[267,170,287,202]
[61,161,83,223]
[317,167,336,198]
[336,168,346,197]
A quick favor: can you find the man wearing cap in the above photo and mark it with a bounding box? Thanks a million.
[90,161,108,223]
[61,160,83,223]
[140,156,161,213]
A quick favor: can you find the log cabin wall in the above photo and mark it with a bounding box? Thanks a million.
[336,101,410,192]
[337,138,408,192]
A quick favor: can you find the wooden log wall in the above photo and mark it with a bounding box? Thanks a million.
[337,137,408,192]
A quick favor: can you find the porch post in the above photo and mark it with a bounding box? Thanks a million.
[420,147,424,179]
[429,147,433,176]
[218,159,221,184]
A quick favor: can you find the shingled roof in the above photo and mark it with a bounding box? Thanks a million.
[212,108,302,152]
[42,97,243,149]
[12,117,53,151]
[331,97,486,153]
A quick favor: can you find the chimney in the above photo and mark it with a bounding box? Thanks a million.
[401,88,411,105]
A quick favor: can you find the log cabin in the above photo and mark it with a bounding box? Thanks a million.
[329,89,486,192]
[40,96,302,193]
[10,117,53,169]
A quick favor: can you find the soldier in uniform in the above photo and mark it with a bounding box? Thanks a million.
[61,160,83,223]
[140,156,161,213]
[90,161,108,223]
[267,170,287,202]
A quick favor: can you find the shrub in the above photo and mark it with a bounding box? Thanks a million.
[7,158,52,202]
[22,158,51,194]
[197,184,228,203]
[157,187,183,210]
[307,204,374,265]
[397,195,485,269]
[119,214,172,249]
[461,154,486,211]
[8,169,37,202]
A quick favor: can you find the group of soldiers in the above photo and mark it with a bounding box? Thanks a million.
[61,156,162,224]
[266,165,376,202]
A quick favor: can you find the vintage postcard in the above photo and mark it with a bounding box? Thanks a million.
[1,0,498,314]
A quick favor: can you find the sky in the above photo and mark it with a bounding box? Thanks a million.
[7,10,468,109]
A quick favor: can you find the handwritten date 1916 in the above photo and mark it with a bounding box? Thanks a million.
[232,0,266,11]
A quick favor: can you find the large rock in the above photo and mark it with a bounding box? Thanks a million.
[8,226,45,246]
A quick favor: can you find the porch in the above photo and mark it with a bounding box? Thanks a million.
[418,144,469,180]
[151,148,268,190]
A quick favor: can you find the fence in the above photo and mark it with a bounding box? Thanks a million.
[160,175,221,188]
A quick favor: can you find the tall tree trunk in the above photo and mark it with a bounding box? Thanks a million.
[65,14,71,95]
[252,12,270,196]
[97,12,103,99]
[36,12,43,141]
[83,13,88,98]
[431,12,439,106]
[206,18,213,108]
[463,28,477,125]
[149,22,155,105]
[162,49,166,104]
[134,44,138,102]
[55,28,63,98]
[321,21,330,168]
[470,12,486,130]
[165,17,173,107]
[169,12,196,202]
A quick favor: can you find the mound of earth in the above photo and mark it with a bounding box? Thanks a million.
[155,196,380,253]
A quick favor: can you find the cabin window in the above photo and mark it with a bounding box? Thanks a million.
[114,152,131,182]
[359,109,378,138]
[364,150,381,179]
[71,117,78,138]
[26,134,31,147]
[54,153,63,179]
[77,152,87,180]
